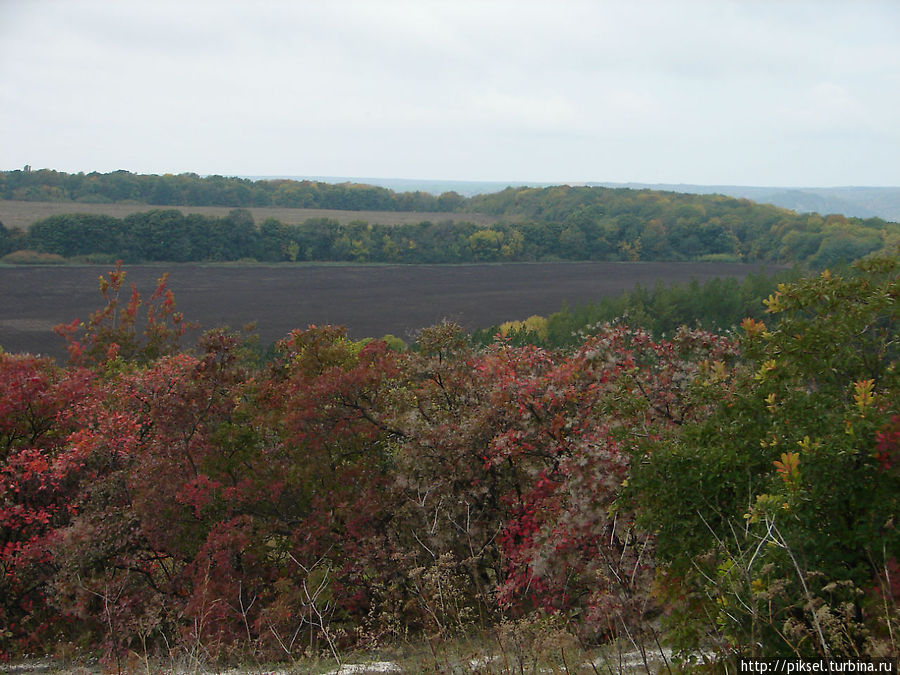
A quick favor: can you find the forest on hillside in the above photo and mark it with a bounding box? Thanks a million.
[0,169,461,211]
[1,254,898,670]
[2,170,898,268]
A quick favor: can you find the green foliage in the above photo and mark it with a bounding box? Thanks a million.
[0,220,12,256]
[631,254,900,658]
[475,268,804,349]
[0,169,453,212]
[2,256,899,665]
[7,171,900,266]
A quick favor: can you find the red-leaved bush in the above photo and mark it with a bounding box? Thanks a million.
[6,258,894,664]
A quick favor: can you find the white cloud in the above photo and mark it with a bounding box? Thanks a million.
[780,82,871,132]
[1,0,899,184]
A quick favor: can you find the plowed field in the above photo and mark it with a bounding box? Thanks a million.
[1,261,778,361]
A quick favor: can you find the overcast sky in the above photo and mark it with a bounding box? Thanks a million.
[2,1,899,187]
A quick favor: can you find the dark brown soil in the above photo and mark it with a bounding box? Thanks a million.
[0,261,780,361]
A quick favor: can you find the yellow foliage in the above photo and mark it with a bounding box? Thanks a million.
[755,359,777,382]
[740,317,767,336]
[852,378,875,414]
[499,314,548,340]
[763,291,782,313]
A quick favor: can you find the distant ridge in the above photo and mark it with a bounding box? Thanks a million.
[247,176,900,222]
[590,183,900,222]
[243,176,551,198]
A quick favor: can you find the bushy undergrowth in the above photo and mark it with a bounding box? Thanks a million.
[1,256,898,670]
[473,267,806,349]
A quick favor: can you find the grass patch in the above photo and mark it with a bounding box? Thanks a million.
[5,626,677,674]
[1,249,66,264]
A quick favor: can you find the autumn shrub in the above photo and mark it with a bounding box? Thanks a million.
[488,325,736,641]
[0,353,95,656]
[379,320,738,650]
[631,254,900,660]
[54,260,187,366]
[3,255,898,668]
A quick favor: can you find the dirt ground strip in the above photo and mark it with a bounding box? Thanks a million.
[0,261,779,362]
[2,651,674,674]
[0,200,498,230]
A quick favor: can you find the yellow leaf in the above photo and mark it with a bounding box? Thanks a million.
[763,290,784,313]
[853,379,875,414]
[741,317,766,336]
[755,359,777,381]
[796,436,813,452]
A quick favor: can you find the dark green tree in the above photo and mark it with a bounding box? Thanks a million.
[631,255,900,659]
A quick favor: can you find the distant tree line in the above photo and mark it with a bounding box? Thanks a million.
[0,168,464,211]
[2,170,898,267]
[465,185,899,266]
[4,206,895,268]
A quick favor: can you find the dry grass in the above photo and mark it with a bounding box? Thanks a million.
[3,632,674,674]
[0,200,498,231]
